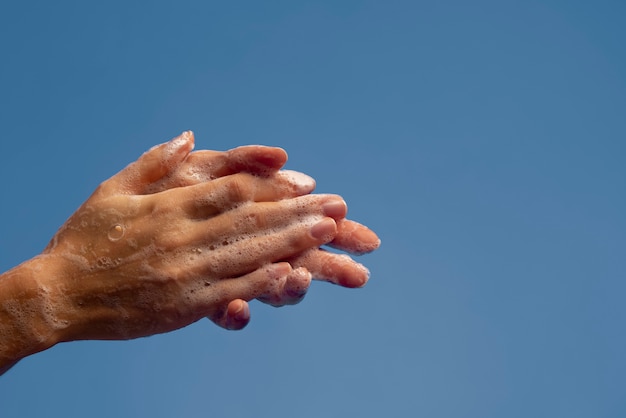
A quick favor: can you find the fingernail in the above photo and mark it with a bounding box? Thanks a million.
[286,268,311,299]
[232,301,249,322]
[310,218,337,241]
[323,198,347,218]
[286,283,308,299]
[279,170,316,193]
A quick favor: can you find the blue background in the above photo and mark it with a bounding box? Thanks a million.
[1,1,625,417]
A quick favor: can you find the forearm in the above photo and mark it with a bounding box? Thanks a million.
[0,256,64,375]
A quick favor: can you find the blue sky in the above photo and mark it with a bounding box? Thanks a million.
[1,1,625,417]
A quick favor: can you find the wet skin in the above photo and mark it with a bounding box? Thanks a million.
[0,132,380,375]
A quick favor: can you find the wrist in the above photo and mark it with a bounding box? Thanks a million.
[0,254,70,369]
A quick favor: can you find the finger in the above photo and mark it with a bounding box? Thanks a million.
[148,194,345,278]
[154,193,345,250]
[224,145,289,176]
[327,219,381,255]
[209,264,310,328]
[102,131,195,195]
[155,145,289,190]
[196,262,293,324]
[257,267,312,307]
[172,170,316,219]
[288,248,371,288]
[210,299,251,330]
[188,216,338,279]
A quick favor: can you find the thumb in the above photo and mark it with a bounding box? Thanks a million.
[106,131,195,195]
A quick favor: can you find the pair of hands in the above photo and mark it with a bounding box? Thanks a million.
[39,132,379,342]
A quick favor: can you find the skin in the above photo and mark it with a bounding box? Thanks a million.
[0,132,380,375]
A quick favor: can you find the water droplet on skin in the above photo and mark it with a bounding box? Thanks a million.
[108,224,125,241]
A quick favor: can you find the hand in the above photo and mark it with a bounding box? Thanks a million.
[147,133,380,329]
[41,132,350,341]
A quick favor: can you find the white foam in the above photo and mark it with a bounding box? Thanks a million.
[276,170,316,194]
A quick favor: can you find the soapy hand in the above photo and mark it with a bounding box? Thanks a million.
[147,133,379,328]
[41,132,362,341]
[0,132,380,375]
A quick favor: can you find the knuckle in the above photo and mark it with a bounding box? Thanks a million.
[226,174,254,203]
[241,211,268,229]
[153,223,187,250]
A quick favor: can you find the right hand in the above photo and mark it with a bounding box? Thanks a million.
[42,132,351,341]
[148,133,380,328]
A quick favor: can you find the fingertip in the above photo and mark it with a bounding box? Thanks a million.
[223,299,251,330]
[277,170,317,195]
[165,131,195,162]
[310,217,338,243]
[230,299,250,322]
[185,130,196,147]
[285,267,312,301]
[331,220,381,255]
[322,198,348,219]
[259,146,288,170]
[290,249,371,289]
[337,262,371,288]
[257,265,310,307]
[352,226,381,254]
[227,146,289,174]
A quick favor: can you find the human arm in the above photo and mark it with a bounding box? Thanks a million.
[0,132,379,374]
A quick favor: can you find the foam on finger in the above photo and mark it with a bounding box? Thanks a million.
[329,219,381,255]
[289,248,371,288]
